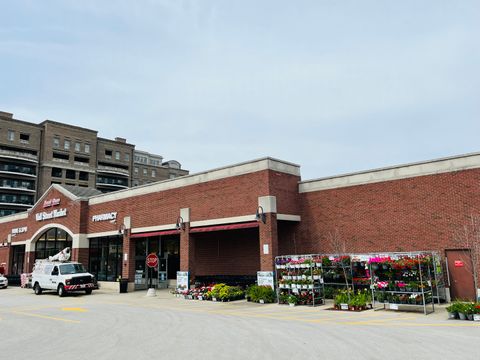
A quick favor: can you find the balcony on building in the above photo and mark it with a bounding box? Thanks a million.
[96,174,129,193]
[0,193,35,208]
[0,162,37,178]
[0,145,39,164]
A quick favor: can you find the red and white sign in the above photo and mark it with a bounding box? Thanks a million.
[146,253,158,268]
[454,260,464,267]
[43,198,60,208]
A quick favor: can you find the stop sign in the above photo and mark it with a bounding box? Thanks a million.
[146,253,158,268]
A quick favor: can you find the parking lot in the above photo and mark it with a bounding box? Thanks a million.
[1,287,479,360]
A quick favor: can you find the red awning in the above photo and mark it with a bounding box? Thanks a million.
[130,229,179,238]
[189,222,259,233]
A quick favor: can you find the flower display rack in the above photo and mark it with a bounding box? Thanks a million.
[369,252,436,315]
[275,255,325,307]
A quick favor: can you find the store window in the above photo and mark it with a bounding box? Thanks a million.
[89,236,123,282]
[35,228,72,261]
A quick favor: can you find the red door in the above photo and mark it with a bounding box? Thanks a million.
[446,250,476,301]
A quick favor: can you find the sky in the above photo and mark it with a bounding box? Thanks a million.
[1,1,479,180]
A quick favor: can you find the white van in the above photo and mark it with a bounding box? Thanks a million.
[32,261,96,297]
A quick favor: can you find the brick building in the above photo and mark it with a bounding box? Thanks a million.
[0,153,479,300]
[0,110,188,217]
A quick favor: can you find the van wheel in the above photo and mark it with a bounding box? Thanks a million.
[85,289,92,295]
[34,282,42,295]
[58,284,66,297]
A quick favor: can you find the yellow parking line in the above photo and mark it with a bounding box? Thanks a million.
[62,307,88,312]
[343,316,417,325]
[12,311,80,323]
[384,322,480,328]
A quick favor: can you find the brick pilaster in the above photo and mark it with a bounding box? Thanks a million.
[179,222,194,281]
[259,213,278,271]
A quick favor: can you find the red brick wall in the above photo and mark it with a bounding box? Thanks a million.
[0,247,9,273]
[298,169,480,260]
[268,171,301,215]
[0,188,84,247]
[88,170,273,233]
[193,228,260,276]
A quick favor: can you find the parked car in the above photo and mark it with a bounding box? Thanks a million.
[0,274,8,289]
[32,260,96,297]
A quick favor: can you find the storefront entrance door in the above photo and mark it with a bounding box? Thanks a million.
[134,236,179,290]
[446,249,476,301]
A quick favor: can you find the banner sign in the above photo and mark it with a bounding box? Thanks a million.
[257,271,275,289]
[176,271,189,290]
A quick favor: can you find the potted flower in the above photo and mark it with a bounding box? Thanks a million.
[465,302,476,321]
[446,301,461,319]
[474,304,480,321]
[458,303,468,320]
[288,294,298,307]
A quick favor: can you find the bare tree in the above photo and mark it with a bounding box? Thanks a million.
[453,215,480,299]
[327,228,351,291]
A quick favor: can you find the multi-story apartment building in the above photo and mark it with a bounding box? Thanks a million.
[0,110,188,216]
[132,150,188,186]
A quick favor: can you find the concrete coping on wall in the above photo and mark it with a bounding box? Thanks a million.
[88,157,301,205]
[299,151,480,192]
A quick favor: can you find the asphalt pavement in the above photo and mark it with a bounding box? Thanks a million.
[1,286,479,360]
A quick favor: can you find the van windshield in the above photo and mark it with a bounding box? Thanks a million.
[60,264,86,275]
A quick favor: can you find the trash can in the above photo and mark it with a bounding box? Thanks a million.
[119,279,129,293]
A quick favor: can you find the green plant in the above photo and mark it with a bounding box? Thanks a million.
[334,290,351,305]
[324,286,336,299]
[246,285,276,303]
[279,293,289,304]
[446,301,463,314]
[287,294,298,304]
[209,283,245,301]
[322,256,332,267]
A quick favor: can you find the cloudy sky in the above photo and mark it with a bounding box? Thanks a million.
[1,1,479,180]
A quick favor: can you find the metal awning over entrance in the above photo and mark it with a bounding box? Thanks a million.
[190,222,259,233]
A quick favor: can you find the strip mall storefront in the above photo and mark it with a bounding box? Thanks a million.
[0,155,479,299]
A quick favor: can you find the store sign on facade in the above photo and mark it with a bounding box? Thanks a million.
[11,226,28,235]
[35,208,67,221]
[92,212,118,222]
[43,198,60,208]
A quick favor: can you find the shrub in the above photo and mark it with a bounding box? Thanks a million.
[208,283,245,301]
[246,285,276,303]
